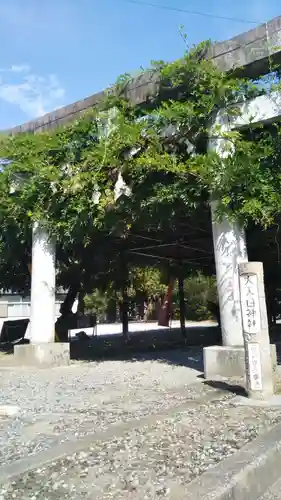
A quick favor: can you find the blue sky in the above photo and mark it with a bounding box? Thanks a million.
[0,0,280,129]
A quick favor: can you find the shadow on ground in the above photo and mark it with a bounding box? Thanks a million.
[70,324,281,369]
[131,348,204,371]
[204,380,247,396]
[1,323,281,371]
[69,325,221,371]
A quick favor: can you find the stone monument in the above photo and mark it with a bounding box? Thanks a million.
[239,262,274,399]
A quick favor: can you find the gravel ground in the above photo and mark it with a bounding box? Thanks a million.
[1,397,281,499]
[1,348,281,499]
[0,349,205,465]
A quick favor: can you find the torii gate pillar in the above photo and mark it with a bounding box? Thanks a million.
[211,200,247,347]
[203,91,281,380]
[13,223,70,366]
[204,205,251,379]
[204,208,277,379]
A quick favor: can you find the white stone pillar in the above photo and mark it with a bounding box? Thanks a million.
[211,200,248,346]
[208,121,248,347]
[30,222,56,343]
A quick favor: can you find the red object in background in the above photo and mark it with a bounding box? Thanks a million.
[158,281,173,327]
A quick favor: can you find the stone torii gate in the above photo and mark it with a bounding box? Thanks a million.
[5,16,281,368]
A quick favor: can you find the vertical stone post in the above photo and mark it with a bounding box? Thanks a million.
[178,266,186,338]
[121,255,129,340]
[211,201,248,346]
[30,222,56,343]
[239,261,274,399]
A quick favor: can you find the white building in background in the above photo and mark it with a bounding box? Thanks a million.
[0,291,66,320]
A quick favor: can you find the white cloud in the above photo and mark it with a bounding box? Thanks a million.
[10,65,31,73]
[0,65,65,118]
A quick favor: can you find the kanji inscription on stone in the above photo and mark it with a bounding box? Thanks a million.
[240,273,261,337]
[247,342,263,391]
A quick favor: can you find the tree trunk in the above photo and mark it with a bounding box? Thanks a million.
[60,285,79,316]
[107,299,117,323]
[55,284,80,342]
[121,291,129,339]
[138,298,145,321]
[77,290,85,314]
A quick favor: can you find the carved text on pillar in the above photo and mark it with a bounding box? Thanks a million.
[239,272,263,392]
[240,273,261,340]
